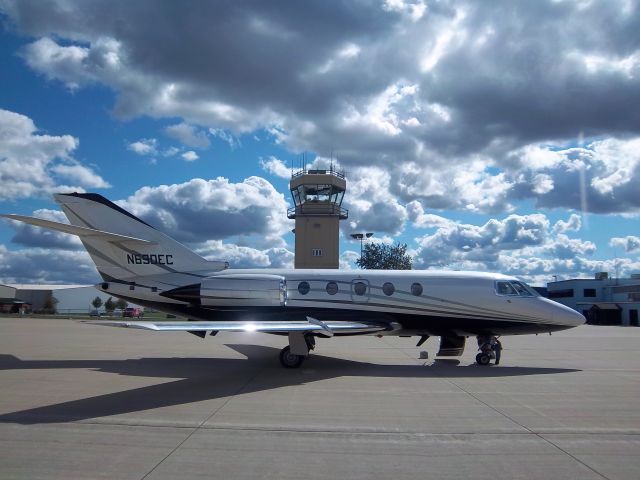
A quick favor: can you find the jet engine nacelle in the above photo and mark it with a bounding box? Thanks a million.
[200,273,287,307]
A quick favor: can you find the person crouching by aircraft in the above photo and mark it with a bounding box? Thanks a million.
[491,336,503,365]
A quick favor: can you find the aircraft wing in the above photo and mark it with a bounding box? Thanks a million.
[85,317,387,336]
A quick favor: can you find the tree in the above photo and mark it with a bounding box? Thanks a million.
[42,295,59,314]
[115,298,128,311]
[356,242,412,270]
[104,297,116,313]
[91,296,103,310]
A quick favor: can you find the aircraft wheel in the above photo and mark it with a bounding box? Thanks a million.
[476,353,491,366]
[279,346,305,368]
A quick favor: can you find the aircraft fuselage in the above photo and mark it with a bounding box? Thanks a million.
[98,268,585,337]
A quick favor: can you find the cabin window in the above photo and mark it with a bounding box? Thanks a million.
[298,281,311,295]
[353,281,367,296]
[584,288,597,298]
[411,282,423,296]
[382,282,395,296]
[326,281,338,295]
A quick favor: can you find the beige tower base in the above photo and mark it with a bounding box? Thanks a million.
[294,214,340,269]
[288,169,348,269]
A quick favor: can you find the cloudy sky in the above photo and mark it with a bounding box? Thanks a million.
[0,0,639,285]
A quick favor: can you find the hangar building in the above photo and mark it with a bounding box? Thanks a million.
[0,283,139,315]
[547,272,640,326]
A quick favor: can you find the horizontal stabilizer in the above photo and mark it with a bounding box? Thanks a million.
[0,214,154,244]
[84,319,386,335]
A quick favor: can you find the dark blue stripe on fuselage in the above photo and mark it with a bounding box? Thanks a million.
[112,295,571,336]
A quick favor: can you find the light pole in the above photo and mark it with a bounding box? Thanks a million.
[350,232,374,262]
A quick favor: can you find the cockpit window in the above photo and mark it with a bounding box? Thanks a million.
[496,281,517,295]
[495,280,539,297]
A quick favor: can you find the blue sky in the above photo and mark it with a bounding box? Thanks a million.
[0,0,639,286]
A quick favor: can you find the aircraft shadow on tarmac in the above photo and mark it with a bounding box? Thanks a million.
[0,345,579,425]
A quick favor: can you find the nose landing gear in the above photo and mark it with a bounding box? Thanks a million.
[475,351,494,366]
[476,335,498,366]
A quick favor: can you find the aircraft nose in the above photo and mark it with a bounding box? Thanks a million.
[554,301,586,327]
[537,297,585,328]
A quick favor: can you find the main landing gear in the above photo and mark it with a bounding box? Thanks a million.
[279,346,305,368]
[279,332,316,368]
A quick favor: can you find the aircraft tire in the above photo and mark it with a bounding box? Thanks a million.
[279,346,305,368]
[476,353,491,366]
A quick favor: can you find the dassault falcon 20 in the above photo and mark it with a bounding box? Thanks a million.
[2,193,585,368]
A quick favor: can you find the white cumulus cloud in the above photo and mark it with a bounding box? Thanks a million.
[127,138,158,156]
[259,156,290,179]
[609,236,640,253]
[118,176,292,246]
[0,108,109,200]
[181,151,199,162]
[165,122,210,148]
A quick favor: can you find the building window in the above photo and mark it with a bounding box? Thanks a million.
[382,282,395,296]
[298,281,310,295]
[353,281,367,296]
[411,282,423,296]
[326,282,338,295]
[584,288,596,298]
[548,289,574,299]
[311,248,323,257]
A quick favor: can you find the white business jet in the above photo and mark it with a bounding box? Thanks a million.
[2,193,585,368]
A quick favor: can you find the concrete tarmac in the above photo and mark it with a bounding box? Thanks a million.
[0,317,639,480]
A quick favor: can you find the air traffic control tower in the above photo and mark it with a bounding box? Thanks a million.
[288,166,348,269]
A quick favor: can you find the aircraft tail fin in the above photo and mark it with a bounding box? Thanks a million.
[6,193,226,280]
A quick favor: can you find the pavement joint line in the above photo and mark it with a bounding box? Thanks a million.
[139,366,267,480]
[38,421,640,437]
[445,376,612,480]
[380,338,613,480]
[535,433,612,480]
[46,419,640,437]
